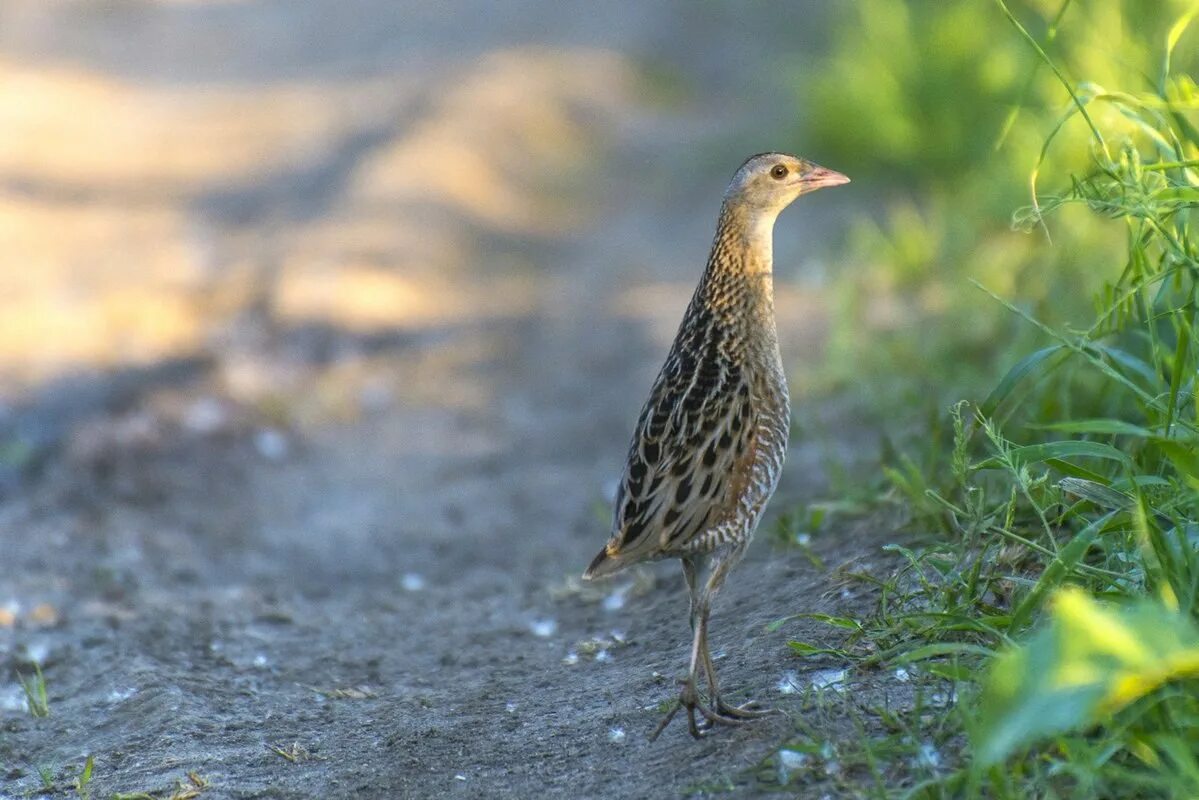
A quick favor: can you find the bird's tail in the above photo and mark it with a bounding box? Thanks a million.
[582,544,629,581]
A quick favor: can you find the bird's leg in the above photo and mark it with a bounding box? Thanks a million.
[699,555,776,721]
[702,639,774,719]
[649,558,744,740]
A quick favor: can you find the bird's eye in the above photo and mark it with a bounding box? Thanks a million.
[770,164,788,180]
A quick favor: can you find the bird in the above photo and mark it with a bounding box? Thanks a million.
[582,153,849,739]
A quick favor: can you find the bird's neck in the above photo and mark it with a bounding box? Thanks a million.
[694,202,779,326]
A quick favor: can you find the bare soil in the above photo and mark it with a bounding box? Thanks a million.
[0,3,898,797]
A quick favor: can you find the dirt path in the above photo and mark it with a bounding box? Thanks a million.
[0,3,886,797]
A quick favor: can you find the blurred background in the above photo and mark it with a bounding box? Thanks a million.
[1,0,1193,486]
[0,0,838,451]
[2,0,1197,796]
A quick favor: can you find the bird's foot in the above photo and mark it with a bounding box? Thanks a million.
[713,697,777,720]
[648,679,747,741]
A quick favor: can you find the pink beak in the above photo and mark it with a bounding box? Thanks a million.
[803,165,850,190]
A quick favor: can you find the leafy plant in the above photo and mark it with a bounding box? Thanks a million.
[782,0,1199,795]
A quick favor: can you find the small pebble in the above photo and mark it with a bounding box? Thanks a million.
[916,742,940,769]
[809,668,846,692]
[528,619,557,638]
[776,748,808,783]
[602,590,626,612]
[608,727,626,744]
[107,687,137,703]
[562,651,579,665]
[0,685,26,712]
[401,573,425,592]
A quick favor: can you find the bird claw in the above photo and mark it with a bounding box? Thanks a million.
[648,681,752,741]
[713,698,777,720]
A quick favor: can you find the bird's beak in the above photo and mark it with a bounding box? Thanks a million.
[802,165,850,190]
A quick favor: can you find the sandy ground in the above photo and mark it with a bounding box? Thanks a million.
[0,2,892,797]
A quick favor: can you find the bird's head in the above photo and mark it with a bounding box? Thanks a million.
[723,152,849,214]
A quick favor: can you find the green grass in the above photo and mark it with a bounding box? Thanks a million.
[776,1,1199,796]
[19,663,49,718]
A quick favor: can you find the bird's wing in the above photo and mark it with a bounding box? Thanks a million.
[608,330,757,563]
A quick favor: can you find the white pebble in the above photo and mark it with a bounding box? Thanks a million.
[809,668,847,692]
[401,573,425,592]
[602,590,626,612]
[916,742,940,769]
[0,685,25,712]
[608,727,626,743]
[107,687,137,703]
[528,619,557,638]
[776,748,808,783]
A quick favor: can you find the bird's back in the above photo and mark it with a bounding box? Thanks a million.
[585,209,790,579]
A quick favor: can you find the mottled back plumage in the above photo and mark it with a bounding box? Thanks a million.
[586,202,790,577]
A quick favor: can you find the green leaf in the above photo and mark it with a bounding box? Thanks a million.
[1035,419,1155,437]
[1167,321,1191,436]
[979,345,1069,418]
[787,641,850,658]
[766,613,862,633]
[1155,186,1199,205]
[1058,478,1131,510]
[1008,511,1115,632]
[899,642,996,662]
[1156,440,1199,481]
[801,613,864,631]
[975,440,1133,471]
[1091,343,1160,390]
[974,589,1199,766]
[925,662,974,681]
